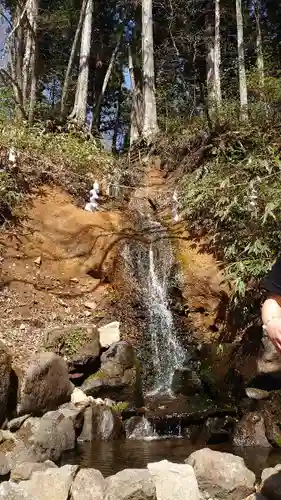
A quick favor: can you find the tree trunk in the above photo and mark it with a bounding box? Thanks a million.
[254,0,264,89]
[27,0,38,123]
[92,32,122,128]
[142,0,159,140]
[61,0,88,117]
[214,0,222,107]
[206,0,221,119]
[69,0,93,126]
[128,46,143,145]
[236,0,248,121]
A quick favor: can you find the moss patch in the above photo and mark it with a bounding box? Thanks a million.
[112,401,130,414]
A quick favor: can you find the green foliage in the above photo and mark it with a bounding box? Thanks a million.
[112,401,130,414]
[180,121,281,300]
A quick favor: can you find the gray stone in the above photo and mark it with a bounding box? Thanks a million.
[82,341,141,404]
[186,448,256,499]
[0,451,11,476]
[0,481,38,500]
[11,460,57,482]
[233,412,271,447]
[20,464,78,500]
[17,352,73,416]
[260,464,281,499]
[104,469,156,500]
[0,342,12,426]
[98,322,120,348]
[8,415,31,432]
[70,468,105,500]
[45,325,101,374]
[125,416,155,439]
[148,460,200,500]
[78,404,124,442]
[29,408,77,462]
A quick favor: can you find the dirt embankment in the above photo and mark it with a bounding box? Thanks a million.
[0,156,230,370]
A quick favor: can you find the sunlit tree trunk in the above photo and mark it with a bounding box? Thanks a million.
[254,0,264,89]
[129,46,143,145]
[206,0,221,119]
[236,0,248,121]
[69,0,93,126]
[142,0,159,140]
[61,0,87,117]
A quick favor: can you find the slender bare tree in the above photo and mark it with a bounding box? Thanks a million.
[236,0,248,121]
[254,0,264,89]
[206,0,221,119]
[128,46,143,145]
[60,0,88,116]
[142,0,159,140]
[69,0,93,126]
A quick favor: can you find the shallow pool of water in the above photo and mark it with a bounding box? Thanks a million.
[61,438,281,478]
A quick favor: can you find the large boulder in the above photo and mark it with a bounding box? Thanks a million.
[17,352,73,416]
[104,469,156,500]
[0,481,37,500]
[82,341,142,404]
[70,468,105,500]
[28,404,84,462]
[147,460,200,500]
[186,448,256,499]
[0,341,12,425]
[233,412,271,447]
[20,464,78,500]
[44,325,101,379]
[11,460,57,482]
[259,464,281,499]
[78,404,124,442]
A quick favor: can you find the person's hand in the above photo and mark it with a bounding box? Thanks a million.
[265,318,281,353]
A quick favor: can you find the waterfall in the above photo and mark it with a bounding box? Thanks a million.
[125,218,186,394]
[147,228,186,394]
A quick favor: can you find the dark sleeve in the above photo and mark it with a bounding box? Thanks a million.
[261,255,281,295]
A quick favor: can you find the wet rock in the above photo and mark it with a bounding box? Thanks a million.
[8,415,31,432]
[259,464,281,499]
[70,468,105,500]
[191,415,236,445]
[233,412,271,447]
[171,367,202,396]
[98,322,120,348]
[17,352,73,416]
[186,448,255,499]
[11,460,57,482]
[0,452,11,476]
[82,341,142,404]
[147,460,200,500]
[0,342,12,425]
[78,404,124,442]
[125,416,155,439]
[260,391,281,447]
[20,464,78,500]
[0,481,37,500]
[44,324,101,377]
[257,333,281,377]
[104,469,156,500]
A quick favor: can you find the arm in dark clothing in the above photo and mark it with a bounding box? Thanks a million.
[261,255,281,296]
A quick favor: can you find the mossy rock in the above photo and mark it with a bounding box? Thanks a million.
[44,324,101,372]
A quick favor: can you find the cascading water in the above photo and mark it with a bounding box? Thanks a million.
[125,217,186,394]
[146,224,186,394]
